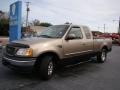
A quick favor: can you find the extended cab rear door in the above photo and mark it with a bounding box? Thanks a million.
[82,26,94,54]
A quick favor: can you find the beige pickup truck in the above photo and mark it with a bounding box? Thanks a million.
[2,24,112,80]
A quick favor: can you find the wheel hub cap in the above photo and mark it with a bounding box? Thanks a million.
[48,62,53,75]
[102,51,106,61]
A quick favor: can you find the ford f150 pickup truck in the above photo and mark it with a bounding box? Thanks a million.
[2,24,112,80]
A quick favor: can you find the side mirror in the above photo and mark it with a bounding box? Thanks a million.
[66,34,76,40]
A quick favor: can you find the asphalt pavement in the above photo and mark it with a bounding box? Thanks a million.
[0,46,120,90]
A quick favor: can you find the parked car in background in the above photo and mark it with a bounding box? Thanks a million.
[98,33,112,39]
[95,33,120,45]
[0,40,2,48]
[111,33,120,44]
[111,33,119,40]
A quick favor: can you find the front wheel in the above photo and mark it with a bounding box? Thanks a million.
[38,55,54,80]
[97,49,107,63]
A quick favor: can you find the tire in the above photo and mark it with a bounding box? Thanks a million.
[39,55,54,80]
[97,49,107,63]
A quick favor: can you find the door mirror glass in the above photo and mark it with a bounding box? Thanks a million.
[66,34,76,40]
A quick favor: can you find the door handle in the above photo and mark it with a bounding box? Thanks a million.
[82,43,86,45]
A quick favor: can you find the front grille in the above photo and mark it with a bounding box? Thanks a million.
[5,43,29,56]
[6,45,17,56]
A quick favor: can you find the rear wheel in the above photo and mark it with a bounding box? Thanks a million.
[97,49,107,63]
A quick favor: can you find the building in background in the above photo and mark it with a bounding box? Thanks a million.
[22,26,48,38]
[30,26,47,32]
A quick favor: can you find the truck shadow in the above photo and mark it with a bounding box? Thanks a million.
[55,60,101,78]
[3,58,102,81]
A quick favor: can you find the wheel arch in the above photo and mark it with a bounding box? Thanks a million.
[35,51,60,66]
[101,45,108,51]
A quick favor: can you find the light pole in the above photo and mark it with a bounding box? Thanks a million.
[113,16,120,34]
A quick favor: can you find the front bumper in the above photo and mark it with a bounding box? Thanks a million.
[2,56,36,72]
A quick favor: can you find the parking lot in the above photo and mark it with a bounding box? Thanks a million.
[0,46,120,90]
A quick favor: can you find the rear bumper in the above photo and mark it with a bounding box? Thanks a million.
[2,56,36,72]
[0,43,2,48]
[108,47,112,52]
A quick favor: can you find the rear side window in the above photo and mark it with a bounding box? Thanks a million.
[83,27,91,39]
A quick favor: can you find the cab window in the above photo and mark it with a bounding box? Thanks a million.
[68,27,83,39]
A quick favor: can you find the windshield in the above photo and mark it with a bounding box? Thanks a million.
[38,25,69,38]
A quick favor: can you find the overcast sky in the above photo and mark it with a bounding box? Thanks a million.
[0,0,120,33]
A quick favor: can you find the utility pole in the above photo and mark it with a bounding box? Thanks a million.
[98,24,106,33]
[113,16,120,34]
[104,24,106,33]
[26,2,30,28]
[119,16,120,34]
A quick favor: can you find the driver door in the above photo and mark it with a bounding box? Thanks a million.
[63,26,85,58]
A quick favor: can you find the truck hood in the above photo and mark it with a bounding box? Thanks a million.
[12,37,56,46]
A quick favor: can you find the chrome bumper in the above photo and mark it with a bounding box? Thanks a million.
[2,56,36,69]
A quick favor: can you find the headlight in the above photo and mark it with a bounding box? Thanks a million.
[16,48,33,57]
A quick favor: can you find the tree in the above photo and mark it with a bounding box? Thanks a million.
[0,10,4,19]
[32,19,40,26]
[0,18,9,36]
[65,22,71,24]
[32,19,52,27]
[40,22,52,27]
[0,10,9,36]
